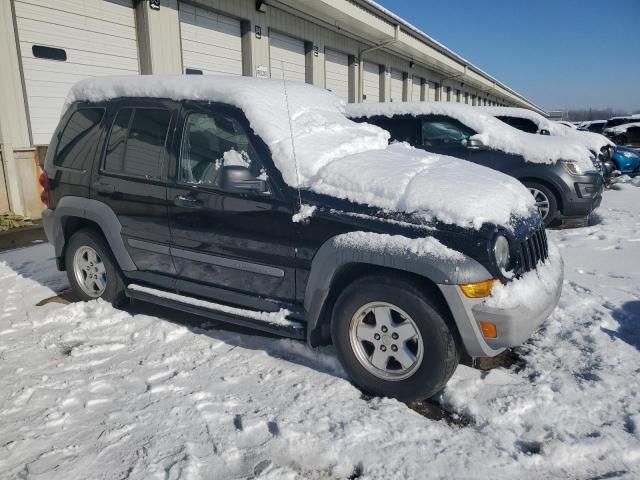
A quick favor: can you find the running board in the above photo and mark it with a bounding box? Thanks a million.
[125,284,306,340]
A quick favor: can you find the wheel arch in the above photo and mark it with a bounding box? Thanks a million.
[304,234,491,347]
[519,176,564,214]
[47,196,136,272]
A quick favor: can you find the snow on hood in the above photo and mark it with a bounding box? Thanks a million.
[65,75,535,229]
[480,106,614,152]
[604,122,640,135]
[346,102,596,171]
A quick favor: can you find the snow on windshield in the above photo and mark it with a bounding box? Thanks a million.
[65,75,535,229]
[480,106,614,152]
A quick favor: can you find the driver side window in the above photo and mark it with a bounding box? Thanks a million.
[179,112,267,188]
[421,118,470,146]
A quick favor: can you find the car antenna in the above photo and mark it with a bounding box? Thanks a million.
[279,60,304,214]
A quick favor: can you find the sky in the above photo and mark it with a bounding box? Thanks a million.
[375,0,640,112]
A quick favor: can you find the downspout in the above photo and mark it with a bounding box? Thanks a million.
[358,24,400,102]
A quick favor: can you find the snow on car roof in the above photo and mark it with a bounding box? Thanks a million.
[65,75,536,229]
[604,122,640,135]
[478,106,613,152]
[346,102,595,169]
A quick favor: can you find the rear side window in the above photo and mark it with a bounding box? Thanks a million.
[54,108,105,170]
[496,116,538,134]
[104,108,171,179]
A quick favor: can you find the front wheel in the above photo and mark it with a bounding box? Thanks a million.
[523,181,558,226]
[65,228,127,305]
[331,274,460,402]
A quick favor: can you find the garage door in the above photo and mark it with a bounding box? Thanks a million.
[325,49,349,102]
[390,69,404,102]
[14,0,139,145]
[363,61,381,103]
[270,31,306,82]
[428,81,437,102]
[411,76,423,102]
[179,4,242,76]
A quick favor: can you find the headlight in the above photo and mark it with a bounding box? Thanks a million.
[494,235,511,272]
[560,160,583,176]
[620,150,638,159]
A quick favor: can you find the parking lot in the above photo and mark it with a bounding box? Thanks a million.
[1,177,638,478]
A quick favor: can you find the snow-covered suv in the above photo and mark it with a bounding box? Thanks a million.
[41,76,563,401]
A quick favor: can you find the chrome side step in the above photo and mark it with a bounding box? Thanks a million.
[125,284,306,340]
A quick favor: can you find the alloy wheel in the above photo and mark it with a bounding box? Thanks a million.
[529,187,551,220]
[73,246,107,298]
[349,302,424,381]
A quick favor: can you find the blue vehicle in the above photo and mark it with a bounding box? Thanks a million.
[611,146,640,176]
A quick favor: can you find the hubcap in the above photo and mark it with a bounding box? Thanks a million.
[73,246,107,298]
[529,188,550,220]
[349,302,424,381]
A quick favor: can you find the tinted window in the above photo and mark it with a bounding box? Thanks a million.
[587,122,604,133]
[179,112,267,187]
[367,117,415,143]
[496,116,539,134]
[55,108,105,170]
[421,118,474,146]
[104,108,171,179]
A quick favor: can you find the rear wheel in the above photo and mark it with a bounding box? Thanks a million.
[523,181,558,226]
[65,228,127,305]
[331,274,460,402]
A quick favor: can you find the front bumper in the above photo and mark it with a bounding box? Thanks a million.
[559,172,604,220]
[438,259,564,358]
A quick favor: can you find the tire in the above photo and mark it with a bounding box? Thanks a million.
[523,181,558,227]
[331,274,460,402]
[65,228,127,306]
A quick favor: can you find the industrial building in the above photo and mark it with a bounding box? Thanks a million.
[0,0,545,219]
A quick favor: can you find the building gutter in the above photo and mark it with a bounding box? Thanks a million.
[357,24,400,102]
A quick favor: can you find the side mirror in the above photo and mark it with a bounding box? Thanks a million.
[220,165,268,193]
[463,138,487,150]
[539,129,551,136]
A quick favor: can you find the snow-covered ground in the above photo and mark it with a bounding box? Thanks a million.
[1,180,639,479]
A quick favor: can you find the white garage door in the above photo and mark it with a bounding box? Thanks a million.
[411,76,423,102]
[325,49,349,102]
[428,81,437,102]
[363,61,381,103]
[270,31,306,82]
[390,69,404,102]
[179,4,242,76]
[14,0,139,145]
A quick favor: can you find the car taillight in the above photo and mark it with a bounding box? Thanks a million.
[39,171,49,207]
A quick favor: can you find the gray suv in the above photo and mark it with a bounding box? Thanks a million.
[348,106,603,227]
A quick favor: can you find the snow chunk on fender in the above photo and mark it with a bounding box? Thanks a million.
[485,239,564,310]
[334,231,465,260]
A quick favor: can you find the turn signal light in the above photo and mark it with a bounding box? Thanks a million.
[479,321,497,339]
[459,279,495,298]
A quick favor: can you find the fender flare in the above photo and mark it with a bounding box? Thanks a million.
[45,196,137,271]
[303,234,492,345]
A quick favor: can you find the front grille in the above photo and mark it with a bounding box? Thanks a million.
[515,225,549,274]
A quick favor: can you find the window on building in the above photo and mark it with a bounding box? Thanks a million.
[32,45,67,61]
[54,108,105,170]
[104,108,171,179]
[179,112,267,187]
[185,68,203,75]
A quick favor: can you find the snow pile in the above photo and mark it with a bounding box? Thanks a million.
[291,204,316,223]
[604,122,640,135]
[334,231,465,260]
[485,239,563,309]
[479,106,614,153]
[65,76,536,229]
[347,102,596,170]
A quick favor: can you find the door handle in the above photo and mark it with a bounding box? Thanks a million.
[93,181,115,195]
[174,194,203,209]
